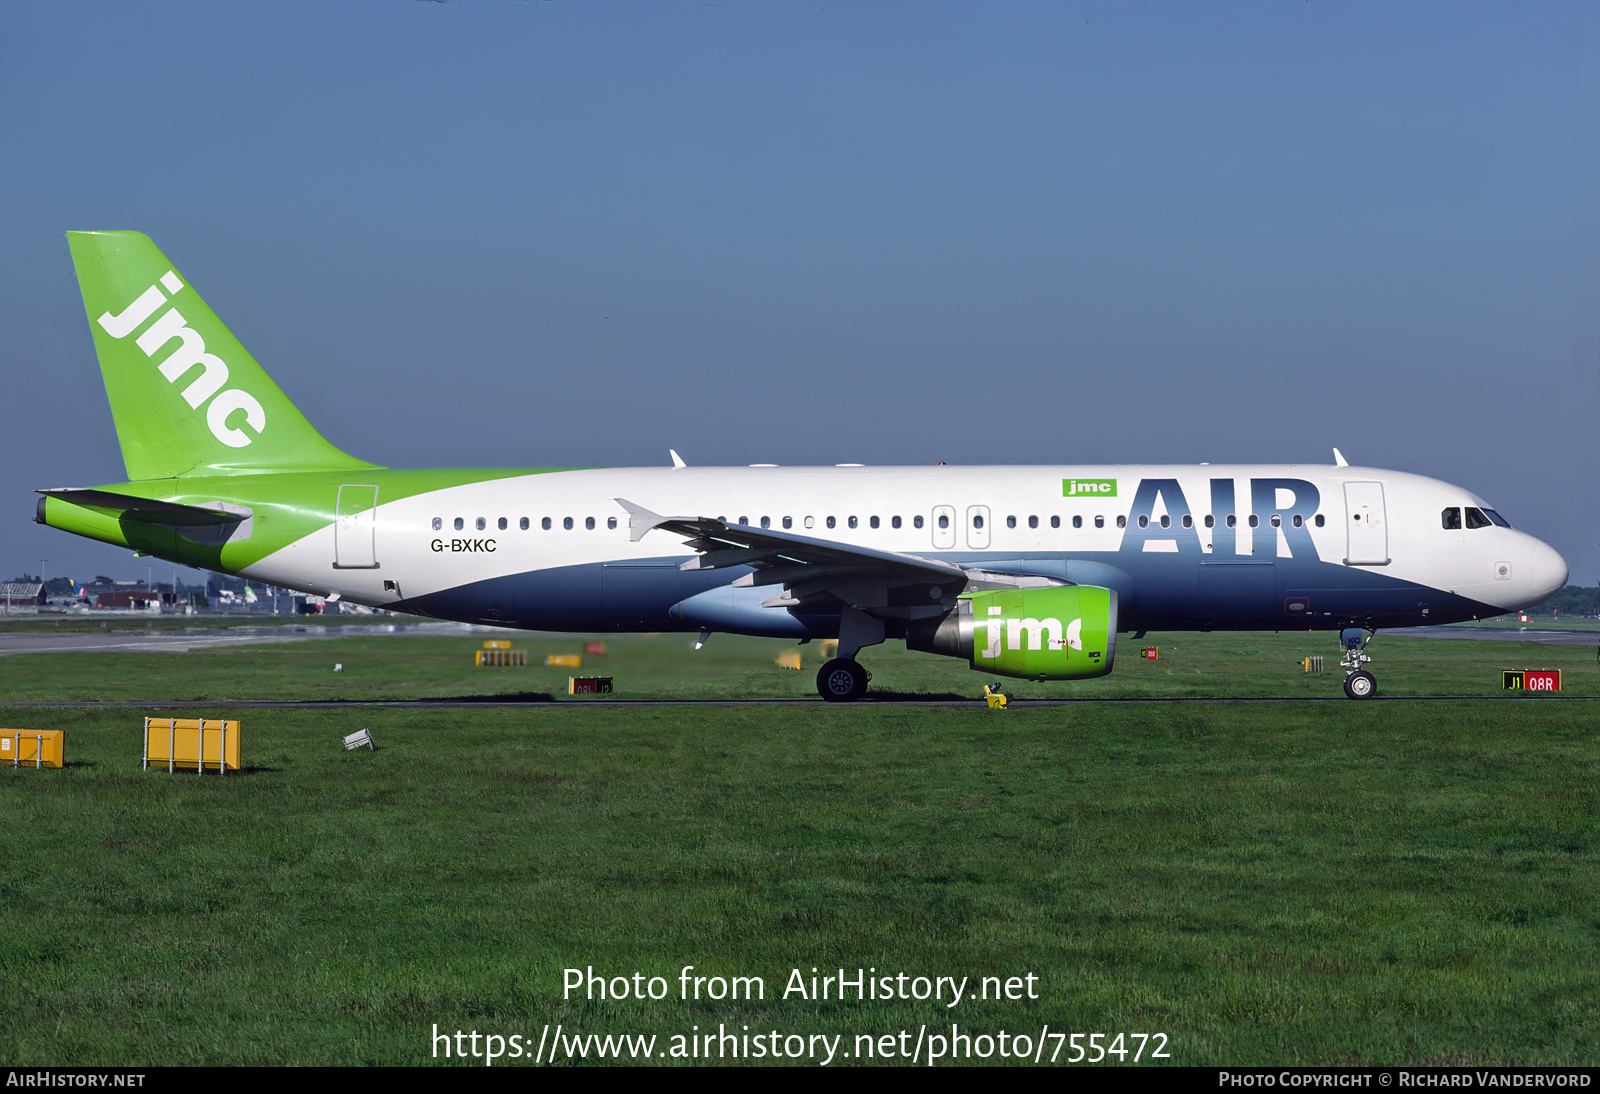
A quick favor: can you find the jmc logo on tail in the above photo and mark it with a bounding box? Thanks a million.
[97,272,266,448]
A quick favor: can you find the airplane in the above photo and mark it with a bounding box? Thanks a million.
[37,231,1569,701]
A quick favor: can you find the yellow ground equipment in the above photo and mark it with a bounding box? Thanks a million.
[775,649,803,670]
[476,649,526,666]
[982,684,1008,710]
[2,730,63,769]
[143,718,240,774]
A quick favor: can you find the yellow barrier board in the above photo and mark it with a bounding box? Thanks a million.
[2,730,63,768]
[482,640,512,649]
[545,654,582,668]
[774,649,803,670]
[143,718,241,773]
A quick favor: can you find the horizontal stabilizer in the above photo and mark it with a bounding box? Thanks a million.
[37,488,246,527]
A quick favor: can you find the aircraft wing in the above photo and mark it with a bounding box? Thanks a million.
[614,497,966,600]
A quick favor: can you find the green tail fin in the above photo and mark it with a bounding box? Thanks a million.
[66,231,379,479]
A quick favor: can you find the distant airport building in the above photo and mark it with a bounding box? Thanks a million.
[0,583,46,611]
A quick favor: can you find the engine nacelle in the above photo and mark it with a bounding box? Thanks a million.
[906,586,1118,680]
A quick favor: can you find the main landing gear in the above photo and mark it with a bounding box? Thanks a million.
[817,658,870,702]
[1340,628,1377,699]
[816,606,883,702]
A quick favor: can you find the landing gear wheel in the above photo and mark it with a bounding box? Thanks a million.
[817,658,869,702]
[1343,670,1377,700]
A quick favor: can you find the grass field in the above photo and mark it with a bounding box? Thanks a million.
[2,627,1597,1066]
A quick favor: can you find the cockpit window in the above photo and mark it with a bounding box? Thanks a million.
[1465,507,1493,530]
[1441,507,1461,530]
[1483,509,1510,528]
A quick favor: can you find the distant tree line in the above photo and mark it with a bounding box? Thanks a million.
[1529,586,1599,618]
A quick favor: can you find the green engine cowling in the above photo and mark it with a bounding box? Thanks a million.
[906,585,1118,680]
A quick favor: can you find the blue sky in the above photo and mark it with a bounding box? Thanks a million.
[4,1,1597,584]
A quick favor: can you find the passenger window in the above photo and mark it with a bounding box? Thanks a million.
[1070,515,1080,529]
[870,516,880,529]
[848,516,858,529]
[782,516,792,529]
[1159,515,1170,529]
[1441,507,1462,530]
[1292,514,1302,528]
[938,514,949,530]
[1028,515,1038,529]
[476,517,486,531]
[1116,516,1126,529]
[827,516,836,529]
[738,516,747,525]
[1094,516,1104,529]
[1315,514,1325,527]
[891,516,901,529]
[761,516,771,529]
[519,517,529,530]
[432,517,442,531]
[914,515,924,529]
[1226,515,1236,528]
[585,517,595,530]
[1465,507,1492,530]
[973,515,984,529]
[607,517,617,530]
[563,517,573,530]
[1248,515,1259,528]
[1270,514,1281,528]
[1204,515,1215,528]
[1138,515,1149,529]
[542,517,551,530]
[1181,515,1192,528]
[1007,515,1017,529]
[1053,515,1063,529]
[454,518,464,531]
[807,516,816,529]
[498,517,508,531]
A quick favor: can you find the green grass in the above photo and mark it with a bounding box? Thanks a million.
[1,624,1595,702]
[1,630,1597,1066]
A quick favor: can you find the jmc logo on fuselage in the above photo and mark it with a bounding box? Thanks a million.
[97,271,266,448]
[1063,478,1116,498]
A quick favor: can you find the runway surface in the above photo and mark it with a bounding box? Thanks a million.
[0,621,1593,658]
[1387,625,1599,646]
[0,620,480,657]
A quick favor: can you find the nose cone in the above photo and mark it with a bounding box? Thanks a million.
[1527,538,1569,605]
[1469,532,1568,613]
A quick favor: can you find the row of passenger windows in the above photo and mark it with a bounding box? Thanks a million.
[433,516,619,532]
[430,512,1329,532]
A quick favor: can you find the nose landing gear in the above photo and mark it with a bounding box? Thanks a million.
[1340,628,1377,699]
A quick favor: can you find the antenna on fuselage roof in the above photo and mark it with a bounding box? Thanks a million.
[669,449,687,469]
[1332,448,1349,468]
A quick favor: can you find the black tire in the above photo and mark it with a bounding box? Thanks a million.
[817,658,869,702]
[1343,670,1377,699]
